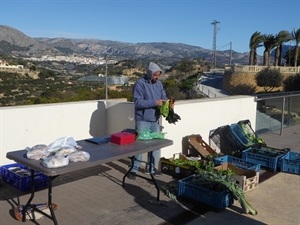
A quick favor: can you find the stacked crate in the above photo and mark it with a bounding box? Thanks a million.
[210,120,294,173]
[209,125,248,157]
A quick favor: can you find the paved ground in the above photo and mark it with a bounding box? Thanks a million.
[0,125,299,225]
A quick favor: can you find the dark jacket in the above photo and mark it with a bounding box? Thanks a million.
[132,62,167,122]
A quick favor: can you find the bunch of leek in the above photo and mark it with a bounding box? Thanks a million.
[196,170,257,215]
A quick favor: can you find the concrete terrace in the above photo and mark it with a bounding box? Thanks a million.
[0,125,299,225]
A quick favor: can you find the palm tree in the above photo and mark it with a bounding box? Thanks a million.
[249,32,264,65]
[273,30,292,66]
[292,28,300,67]
[262,34,276,67]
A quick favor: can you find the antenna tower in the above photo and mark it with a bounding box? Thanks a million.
[211,20,220,68]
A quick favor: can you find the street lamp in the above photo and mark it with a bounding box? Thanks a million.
[105,55,108,99]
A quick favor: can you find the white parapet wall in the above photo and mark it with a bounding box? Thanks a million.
[0,96,256,165]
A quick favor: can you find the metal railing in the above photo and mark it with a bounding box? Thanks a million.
[255,91,300,135]
[226,65,300,74]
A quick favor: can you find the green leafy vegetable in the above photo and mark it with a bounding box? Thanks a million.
[195,170,258,215]
[160,100,170,117]
[241,124,265,145]
[159,99,181,124]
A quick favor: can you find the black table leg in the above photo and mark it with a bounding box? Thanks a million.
[47,177,58,225]
[149,151,160,201]
[22,169,35,221]
[122,156,135,186]
[21,170,58,225]
[122,153,160,201]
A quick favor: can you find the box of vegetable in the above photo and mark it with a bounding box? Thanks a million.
[178,174,234,210]
[214,163,259,192]
[160,154,199,179]
[214,155,260,172]
[237,119,266,147]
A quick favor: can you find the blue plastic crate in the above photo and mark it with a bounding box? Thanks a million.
[242,147,285,172]
[237,119,266,147]
[214,155,260,172]
[279,152,300,175]
[178,174,233,210]
[230,124,254,148]
[0,163,48,192]
[237,120,257,137]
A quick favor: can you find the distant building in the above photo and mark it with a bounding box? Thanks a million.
[78,75,129,85]
[0,59,25,72]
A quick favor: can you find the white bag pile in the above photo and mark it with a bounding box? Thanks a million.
[25,136,90,168]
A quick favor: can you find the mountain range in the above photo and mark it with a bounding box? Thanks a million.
[0,25,250,65]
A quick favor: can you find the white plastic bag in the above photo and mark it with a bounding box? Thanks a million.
[48,136,79,153]
[67,151,90,162]
[26,144,50,160]
[42,155,69,168]
[55,146,77,157]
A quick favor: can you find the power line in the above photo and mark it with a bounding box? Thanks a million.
[217,42,231,50]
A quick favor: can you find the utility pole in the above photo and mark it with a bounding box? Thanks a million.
[229,42,232,66]
[105,55,108,99]
[288,41,291,67]
[211,20,220,68]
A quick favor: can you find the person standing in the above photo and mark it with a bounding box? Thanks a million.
[127,62,167,180]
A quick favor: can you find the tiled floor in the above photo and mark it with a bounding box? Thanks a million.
[0,125,299,225]
[0,160,209,225]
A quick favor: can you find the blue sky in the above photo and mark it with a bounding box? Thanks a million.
[0,0,299,55]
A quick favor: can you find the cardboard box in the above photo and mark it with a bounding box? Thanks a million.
[186,134,217,158]
[110,132,136,145]
[214,162,259,192]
